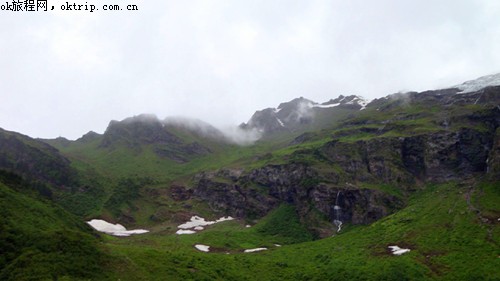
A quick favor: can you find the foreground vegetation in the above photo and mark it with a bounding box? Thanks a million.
[99,181,499,280]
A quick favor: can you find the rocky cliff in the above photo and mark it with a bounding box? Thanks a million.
[191,86,500,235]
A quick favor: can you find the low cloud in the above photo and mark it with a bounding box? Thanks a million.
[164,116,262,146]
[219,126,262,146]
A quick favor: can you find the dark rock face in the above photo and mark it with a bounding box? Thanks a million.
[169,185,193,201]
[310,185,402,224]
[243,108,288,134]
[193,164,402,227]
[403,129,495,181]
[487,127,500,178]
[320,127,497,183]
[194,171,278,218]
[320,138,414,184]
[193,122,498,228]
[247,164,316,203]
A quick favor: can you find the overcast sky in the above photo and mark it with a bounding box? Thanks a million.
[1,0,500,140]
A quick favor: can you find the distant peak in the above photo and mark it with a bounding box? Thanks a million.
[121,114,161,124]
[277,97,316,110]
[77,130,101,143]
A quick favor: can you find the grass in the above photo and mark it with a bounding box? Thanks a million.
[0,181,107,281]
[91,181,499,280]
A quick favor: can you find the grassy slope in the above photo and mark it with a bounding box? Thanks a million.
[0,181,107,281]
[98,181,499,280]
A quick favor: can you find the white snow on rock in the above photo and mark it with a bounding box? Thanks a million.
[313,96,370,110]
[388,245,411,255]
[346,96,370,110]
[454,73,500,93]
[356,98,370,110]
[87,219,149,237]
[313,103,340,109]
[194,244,210,252]
[244,247,268,253]
[176,216,234,235]
[276,117,285,127]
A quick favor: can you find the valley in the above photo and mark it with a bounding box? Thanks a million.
[0,75,499,280]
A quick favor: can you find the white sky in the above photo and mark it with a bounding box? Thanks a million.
[1,0,500,140]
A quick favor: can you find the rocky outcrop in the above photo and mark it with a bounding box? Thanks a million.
[319,138,414,185]
[169,185,193,201]
[193,170,278,218]
[320,127,497,183]
[100,114,181,148]
[193,164,402,229]
[309,184,402,224]
[486,127,500,178]
[193,123,497,229]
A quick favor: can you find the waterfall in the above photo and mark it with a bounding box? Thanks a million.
[486,156,490,173]
[333,191,342,232]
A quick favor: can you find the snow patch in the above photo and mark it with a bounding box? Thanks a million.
[244,247,268,253]
[357,98,370,110]
[87,219,149,237]
[388,245,411,255]
[194,244,210,252]
[346,96,370,110]
[313,96,370,110]
[176,216,234,235]
[454,73,500,93]
[177,216,234,229]
[276,117,285,127]
[313,103,340,108]
[176,229,196,235]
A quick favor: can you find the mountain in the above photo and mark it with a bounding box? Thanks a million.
[99,114,218,163]
[240,95,370,136]
[193,83,500,231]
[0,128,78,188]
[1,73,499,280]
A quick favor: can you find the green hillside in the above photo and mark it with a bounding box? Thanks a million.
[0,173,107,281]
[1,86,499,280]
